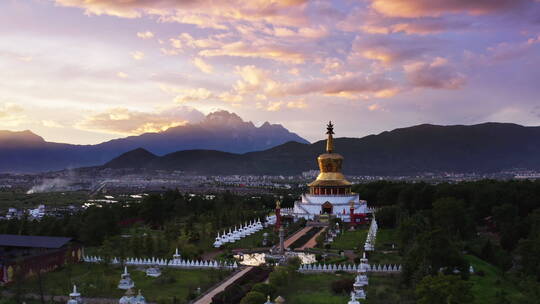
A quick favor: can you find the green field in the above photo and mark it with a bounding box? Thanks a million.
[330,229,367,251]
[466,255,526,304]
[6,263,230,303]
[364,274,414,304]
[367,251,402,265]
[374,229,398,250]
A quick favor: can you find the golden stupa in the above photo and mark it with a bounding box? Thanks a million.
[308,122,352,194]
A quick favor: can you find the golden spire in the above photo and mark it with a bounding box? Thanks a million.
[307,121,352,188]
[326,121,334,153]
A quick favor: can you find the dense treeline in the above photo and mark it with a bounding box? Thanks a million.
[0,190,280,255]
[353,180,540,302]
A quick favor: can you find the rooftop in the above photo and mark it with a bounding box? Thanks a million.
[0,234,72,249]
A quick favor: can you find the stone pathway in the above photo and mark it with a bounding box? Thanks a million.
[283,227,312,249]
[298,227,327,250]
[193,266,253,304]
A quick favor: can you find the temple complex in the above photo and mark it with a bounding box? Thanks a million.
[292,122,370,223]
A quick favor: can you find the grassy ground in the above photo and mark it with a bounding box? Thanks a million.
[374,229,398,250]
[364,274,415,304]
[277,272,414,304]
[330,229,367,251]
[278,273,351,304]
[7,263,230,303]
[466,255,526,304]
[367,251,402,265]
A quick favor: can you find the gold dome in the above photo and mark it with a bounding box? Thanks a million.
[308,122,351,188]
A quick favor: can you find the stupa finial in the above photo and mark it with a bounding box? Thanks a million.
[326,121,334,153]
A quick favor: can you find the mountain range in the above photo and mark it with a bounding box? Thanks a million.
[0,111,308,173]
[102,122,540,176]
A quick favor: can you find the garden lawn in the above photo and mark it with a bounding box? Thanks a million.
[374,229,398,250]
[9,263,230,303]
[465,255,526,304]
[367,251,402,265]
[364,274,414,304]
[330,229,367,251]
[278,273,351,304]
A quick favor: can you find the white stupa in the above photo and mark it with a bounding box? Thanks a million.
[348,292,360,304]
[67,285,83,304]
[119,289,147,304]
[118,266,135,290]
[146,266,161,277]
[173,248,181,261]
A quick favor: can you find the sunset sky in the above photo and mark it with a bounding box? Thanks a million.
[1,0,539,144]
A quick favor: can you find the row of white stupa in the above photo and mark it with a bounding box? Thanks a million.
[364,218,378,251]
[213,215,276,248]
[348,253,372,304]
[298,263,401,273]
[83,256,238,269]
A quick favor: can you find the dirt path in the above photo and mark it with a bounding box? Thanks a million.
[283,227,312,249]
[193,266,253,304]
[298,227,327,250]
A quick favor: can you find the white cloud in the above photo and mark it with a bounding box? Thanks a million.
[76,106,204,135]
[192,57,214,74]
[116,71,129,78]
[266,101,284,111]
[404,57,466,89]
[173,88,214,103]
[0,103,26,127]
[136,31,154,39]
[131,51,145,60]
[42,120,64,128]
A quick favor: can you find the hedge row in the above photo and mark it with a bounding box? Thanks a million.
[289,227,324,249]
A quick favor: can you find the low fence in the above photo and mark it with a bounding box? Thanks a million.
[83,256,238,270]
[298,263,401,273]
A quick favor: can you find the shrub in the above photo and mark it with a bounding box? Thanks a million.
[252,283,276,297]
[331,278,354,294]
[240,291,266,304]
[268,268,290,287]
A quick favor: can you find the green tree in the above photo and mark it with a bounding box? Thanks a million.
[415,274,474,304]
[432,197,473,239]
[251,283,276,298]
[376,205,399,228]
[240,291,266,304]
[144,234,155,257]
